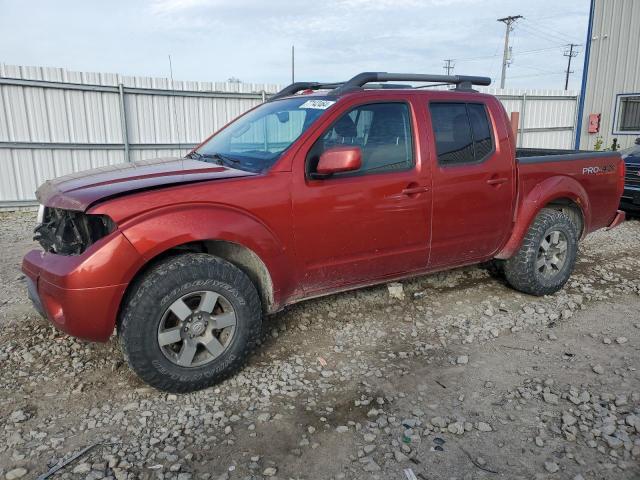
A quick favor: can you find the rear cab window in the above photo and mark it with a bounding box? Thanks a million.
[429,102,494,166]
[307,102,414,177]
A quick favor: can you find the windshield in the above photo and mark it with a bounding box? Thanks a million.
[192,96,336,172]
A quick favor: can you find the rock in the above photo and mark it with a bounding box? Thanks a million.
[72,463,91,474]
[543,392,559,405]
[447,421,464,435]
[477,422,493,432]
[5,469,28,480]
[456,355,469,365]
[592,364,604,375]
[263,467,277,477]
[9,410,28,423]
[362,459,381,472]
[387,282,405,300]
[431,417,447,428]
[394,450,409,462]
[336,425,349,433]
[535,436,544,447]
[601,423,616,436]
[603,337,612,344]
[615,394,628,406]
[615,336,628,344]
[363,444,376,454]
[603,435,623,449]
[544,461,559,473]
[562,413,577,427]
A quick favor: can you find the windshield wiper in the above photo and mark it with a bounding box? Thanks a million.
[186,151,241,168]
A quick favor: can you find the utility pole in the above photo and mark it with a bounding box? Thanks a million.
[563,43,580,90]
[443,59,455,75]
[497,15,523,88]
[291,45,295,83]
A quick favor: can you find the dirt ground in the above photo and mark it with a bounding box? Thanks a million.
[0,209,639,480]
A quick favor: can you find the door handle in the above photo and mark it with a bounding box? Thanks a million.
[401,186,430,195]
[486,177,508,186]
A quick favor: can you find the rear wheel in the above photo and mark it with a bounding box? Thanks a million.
[504,208,578,296]
[119,253,262,392]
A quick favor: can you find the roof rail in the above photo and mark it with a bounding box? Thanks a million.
[333,72,491,95]
[268,72,491,101]
[269,81,343,101]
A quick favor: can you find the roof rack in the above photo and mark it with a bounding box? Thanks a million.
[333,72,491,95]
[268,71,491,101]
[269,82,343,101]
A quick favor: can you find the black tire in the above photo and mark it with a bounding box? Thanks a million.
[119,253,262,393]
[504,208,578,296]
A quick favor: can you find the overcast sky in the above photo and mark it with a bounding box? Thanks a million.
[0,0,589,90]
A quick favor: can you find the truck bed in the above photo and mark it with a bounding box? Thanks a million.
[513,148,623,235]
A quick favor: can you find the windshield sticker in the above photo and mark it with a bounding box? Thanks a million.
[299,99,336,110]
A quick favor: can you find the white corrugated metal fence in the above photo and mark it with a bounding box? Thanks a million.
[0,64,578,205]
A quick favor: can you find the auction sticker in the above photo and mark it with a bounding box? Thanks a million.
[299,99,336,110]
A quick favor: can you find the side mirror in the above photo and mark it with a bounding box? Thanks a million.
[315,146,362,177]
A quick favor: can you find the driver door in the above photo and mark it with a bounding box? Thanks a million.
[291,99,432,294]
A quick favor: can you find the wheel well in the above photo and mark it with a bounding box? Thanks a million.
[202,240,274,312]
[117,241,274,333]
[545,198,584,237]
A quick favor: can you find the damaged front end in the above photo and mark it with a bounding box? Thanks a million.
[34,207,116,255]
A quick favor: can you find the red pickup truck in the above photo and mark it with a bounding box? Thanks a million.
[23,72,625,392]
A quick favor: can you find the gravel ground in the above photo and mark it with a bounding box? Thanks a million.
[0,209,639,480]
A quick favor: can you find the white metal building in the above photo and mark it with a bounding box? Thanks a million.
[1,64,579,206]
[576,0,640,150]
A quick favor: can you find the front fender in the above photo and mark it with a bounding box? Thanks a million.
[118,203,293,305]
[495,175,590,259]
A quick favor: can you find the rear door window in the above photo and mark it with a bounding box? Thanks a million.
[429,103,494,165]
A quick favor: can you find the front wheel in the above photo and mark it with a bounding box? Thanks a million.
[119,253,262,392]
[504,208,578,296]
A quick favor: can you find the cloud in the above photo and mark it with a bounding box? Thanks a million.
[0,0,589,89]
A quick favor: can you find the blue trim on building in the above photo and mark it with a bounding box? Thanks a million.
[575,0,596,149]
[574,0,596,150]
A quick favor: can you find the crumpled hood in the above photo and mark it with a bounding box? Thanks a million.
[36,157,257,211]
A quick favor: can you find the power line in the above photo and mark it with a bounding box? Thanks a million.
[563,43,580,90]
[443,59,455,75]
[497,15,523,88]
[455,44,567,63]
[517,22,579,46]
[508,72,566,79]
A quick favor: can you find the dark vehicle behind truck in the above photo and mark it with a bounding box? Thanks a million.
[620,138,640,214]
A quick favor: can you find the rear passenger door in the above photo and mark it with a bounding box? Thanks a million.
[427,100,514,267]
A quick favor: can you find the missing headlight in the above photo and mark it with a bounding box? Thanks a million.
[34,207,116,255]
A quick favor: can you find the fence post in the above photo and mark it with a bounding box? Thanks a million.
[519,93,527,148]
[118,83,131,162]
